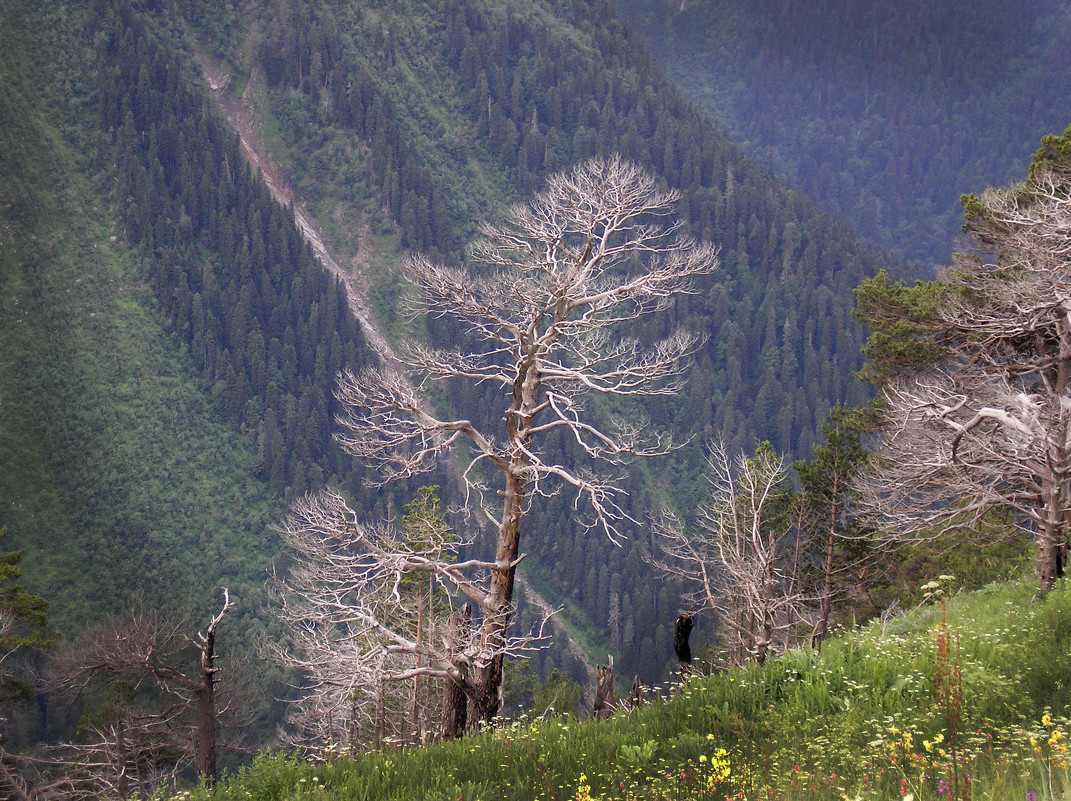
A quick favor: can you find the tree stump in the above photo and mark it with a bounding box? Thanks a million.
[674,613,694,667]
[592,657,615,721]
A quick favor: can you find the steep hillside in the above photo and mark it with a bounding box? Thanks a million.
[185,575,1071,800]
[2,0,903,704]
[615,0,1071,271]
[0,4,281,638]
[178,0,892,683]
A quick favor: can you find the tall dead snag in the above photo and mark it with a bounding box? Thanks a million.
[48,591,237,794]
[855,150,1071,592]
[652,442,809,667]
[332,156,717,724]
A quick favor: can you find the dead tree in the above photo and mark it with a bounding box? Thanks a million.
[592,657,615,721]
[274,493,549,749]
[329,156,717,724]
[857,160,1071,591]
[628,675,646,710]
[440,604,471,740]
[652,442,809,666]
[48,591,238,792]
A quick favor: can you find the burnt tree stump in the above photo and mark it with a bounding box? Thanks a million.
[674,613,694,667]
[629,674,646,709]
[592,658,615,721]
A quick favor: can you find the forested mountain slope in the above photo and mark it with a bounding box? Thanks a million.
[2,0,894,701]
[0,5,287,637]
[180,0,888,682]
[615,0,1071,271]
[0,0,384,710]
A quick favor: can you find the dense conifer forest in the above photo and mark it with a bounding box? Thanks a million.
[615,0,1071,271]
[0,0,1066,784]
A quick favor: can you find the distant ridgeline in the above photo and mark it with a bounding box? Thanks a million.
[615,0,1071,271]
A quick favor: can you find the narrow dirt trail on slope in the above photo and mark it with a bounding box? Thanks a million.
[198,57,399,372]
[195,55,599,703]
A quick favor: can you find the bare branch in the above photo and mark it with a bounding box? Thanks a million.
[320,155,716,725]
[861,164,1071,589]
[651,442,811,666]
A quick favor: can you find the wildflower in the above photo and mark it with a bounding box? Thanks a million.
[1043,714,1053,728]
[1027,791,1037,801]
[575,773,591,801]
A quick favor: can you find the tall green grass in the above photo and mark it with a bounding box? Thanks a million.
[180,575,1071,800]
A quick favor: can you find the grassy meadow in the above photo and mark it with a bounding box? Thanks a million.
[179,574,1071,801]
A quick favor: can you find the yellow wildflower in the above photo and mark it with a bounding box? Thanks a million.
[575,773,591,801]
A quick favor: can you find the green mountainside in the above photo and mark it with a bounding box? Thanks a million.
[0,5,280,639]
[177,0,891,683]
[615,0,1071,271]
[2,0,1064,746]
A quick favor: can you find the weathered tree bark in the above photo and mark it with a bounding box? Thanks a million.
[629,675,646,709]
[441,604,470,740]
[192,589,231,785]
[467,357,538,727]
[195,630,217,783]
[592,659,615,721]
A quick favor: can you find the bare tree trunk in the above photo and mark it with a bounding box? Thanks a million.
[673,614,693,669]
[410,583,425,743]
[114,721,128,801]
[593,658,615,721]
[193,590,232,785]
[373,678,385,749]
[1039,518,1060,591]
[348,697,360,754]
[469,429,531,727]
[629,675,645,709]
[813,511,837,650]
[441,605,470,740]
[196,627,217,783]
